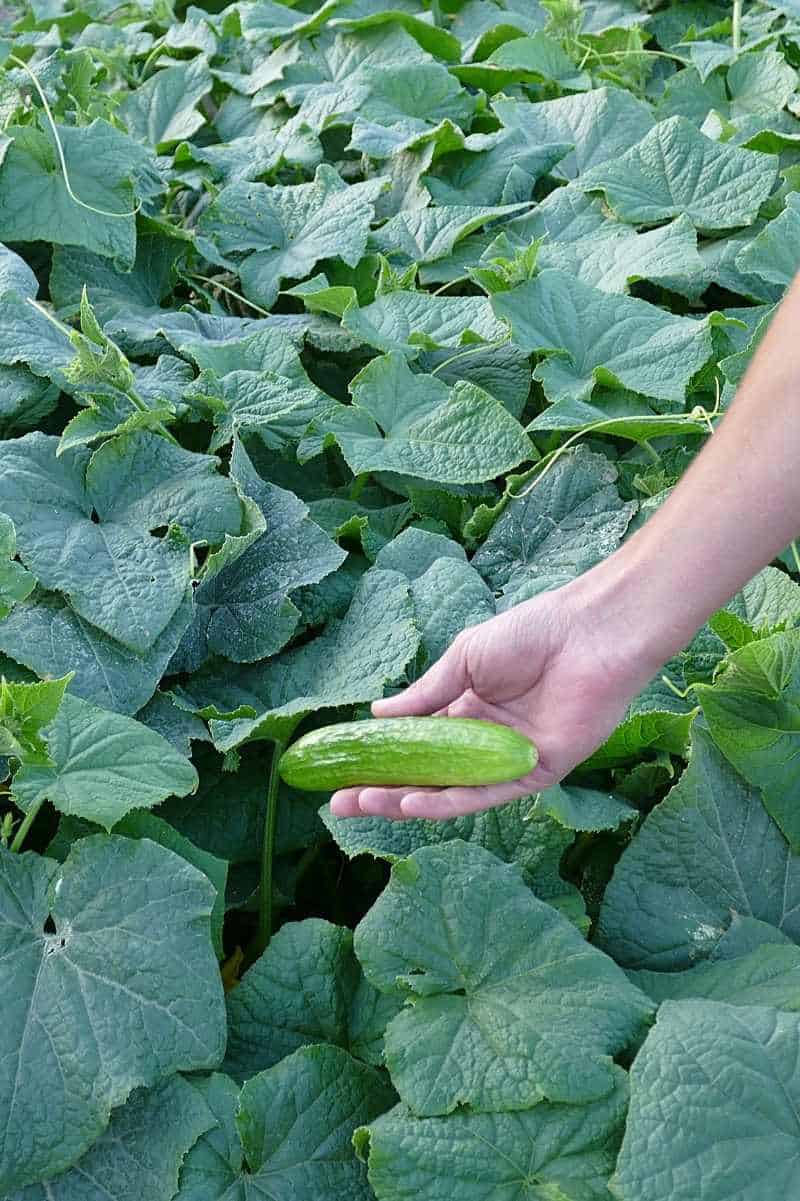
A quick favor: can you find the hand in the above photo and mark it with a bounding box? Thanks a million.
[329,575,660,821]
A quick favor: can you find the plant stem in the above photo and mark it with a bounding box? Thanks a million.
[10,801,43,853]
[432,276,468,295]
[430,337,511,376]
[349,473,368,502]
[732,0,742,53]
[186,273,272,317]
[123,387,181,447]
[254,741,285,958]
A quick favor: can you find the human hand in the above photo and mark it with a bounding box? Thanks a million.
[329,574,661,821]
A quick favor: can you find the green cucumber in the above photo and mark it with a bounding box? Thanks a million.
[278,717,538,791]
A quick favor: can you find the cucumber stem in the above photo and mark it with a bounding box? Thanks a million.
[732,0,742,54]
[254,741,285,957]
[10,801,43,853]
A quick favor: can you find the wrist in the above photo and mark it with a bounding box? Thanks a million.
[559,545,705,690]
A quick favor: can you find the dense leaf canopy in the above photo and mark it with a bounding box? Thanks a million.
[2,0,800,1198]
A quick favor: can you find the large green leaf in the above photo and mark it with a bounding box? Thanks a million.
[180,438,345,665]
[453,30,592,93]
[49,808,227,958]
[322,792,577,900]
[613,1001,800,1201]
[0,513,34,618]
[452,0,547,61]
[252,24,431,129]
[0,366,59,438]
[354,840,653,1115]
[199,165,386,307]
[597,724,800,969]
[0,121,152,267]
[375,527,495,664]
[305,351,531,485]
[371,201,532,264]
[0,587,193,714]
[359,1071,627,1201]
[579,116,778,230]
[0,432,241,653]
[528,392,710,445]
[181,328,334,452]
[493,269,718,402]
[11,692,198,829]
[224,918,401,1081]
[628,942,800,1012]
[735,192,800,288]
[175,1048,395,1201]
[535,214,704,296]
[423,131,570,206]
[0,292,81,388]
[119,57,212,149]
[493,87,654,180]
[537,782,637,832]
[472,447,636,607]
[174,565,420,748]
[0,835,225,1192]
[696,630,800,848]
[49,236,185,357]
[8,1076,214,1201]
[0,242,37,297]
[659,50,798,127]
[710,566,800,650]
[341,290,507,355]
[329,2,462,61]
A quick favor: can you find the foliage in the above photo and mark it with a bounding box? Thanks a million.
[1,0,800,1196]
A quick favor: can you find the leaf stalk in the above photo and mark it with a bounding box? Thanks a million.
[10,800,43,853]
[253,741,285,957]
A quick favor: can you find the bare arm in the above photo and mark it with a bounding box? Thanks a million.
[330,276,800,821]
[591,273,800,667]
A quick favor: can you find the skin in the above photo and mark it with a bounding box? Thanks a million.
[330,272,800,822]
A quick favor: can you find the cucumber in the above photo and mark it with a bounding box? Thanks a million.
[278,717,537,791]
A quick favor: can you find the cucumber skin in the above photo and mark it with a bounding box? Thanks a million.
[278,717,538,791]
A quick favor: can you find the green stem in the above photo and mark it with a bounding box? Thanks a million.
[254,742,285,957]
[588,47,692,65]
[432,276,468,296]
[11,801,43,853]
[640,439,661,464]
[790,540,800,575]
[138,37,166,82]
[349,473,368,502]
[186,273,272,318]
[430,337,511,376]
[732,0,742,53]
[123,387,181,447]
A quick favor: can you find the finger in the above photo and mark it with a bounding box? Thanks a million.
[329,788,364,817]
[445,689,494,720]
[357,786,441,819]
[398,765,557,820]
[372,643,468,718]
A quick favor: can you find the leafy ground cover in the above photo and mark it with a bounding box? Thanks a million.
[3,0,800,1196]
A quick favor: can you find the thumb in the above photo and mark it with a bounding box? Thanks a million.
[373,638,469,717]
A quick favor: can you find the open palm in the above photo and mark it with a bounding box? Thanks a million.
[330,585,654,820]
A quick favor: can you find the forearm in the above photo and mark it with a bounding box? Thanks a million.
[568,274,800,673]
